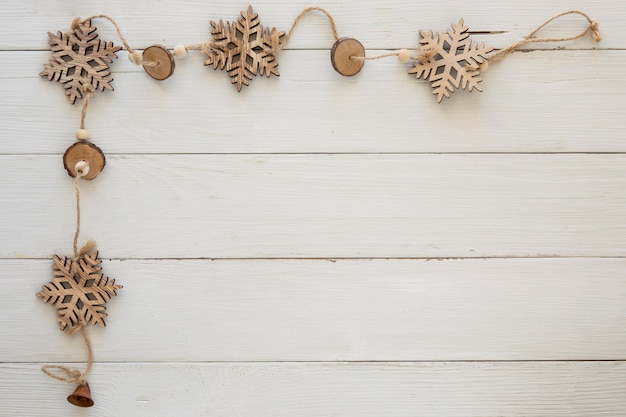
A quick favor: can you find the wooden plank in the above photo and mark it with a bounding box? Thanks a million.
[2,50,624,154]
[3,0,622,49]
[1,362,625,416]
[6,258,626,362]
[1,154,625,259]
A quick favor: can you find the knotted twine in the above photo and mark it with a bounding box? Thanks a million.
[41,324,94,387]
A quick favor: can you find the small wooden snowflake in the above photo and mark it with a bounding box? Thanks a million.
[204,5,286,91]
[37,252,122,333]
[40,19,122,104]
[408,19,495,103]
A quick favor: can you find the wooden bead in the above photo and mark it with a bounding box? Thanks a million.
[74,160,90,177]
[398,49,411,63]
[128,51,142,65]
[173,45,187,59]
[63,142,106,181]
[479,61,489,72]
[330,38,365,77]
[142,45,175,81]
[75,129,90,141]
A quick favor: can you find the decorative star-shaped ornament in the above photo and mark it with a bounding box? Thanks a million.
[204,5,286,91]
[37,252,122,334]
[39,19,122,104]
[408,19,495,102]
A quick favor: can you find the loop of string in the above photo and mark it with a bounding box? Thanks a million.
[352,10,600,66]
[487,10,601,64]
[285,7,339,46]
[42,325,94,386]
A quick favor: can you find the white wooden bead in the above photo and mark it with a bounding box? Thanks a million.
[398,49,411,63]
[75,129,90,140]
[128,51,143,65]
[74,160,90,177]
[174,45,187,59]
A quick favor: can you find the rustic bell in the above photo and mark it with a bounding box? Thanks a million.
[67,382,94,407]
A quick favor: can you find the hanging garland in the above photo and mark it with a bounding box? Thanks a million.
[37,5,601,408]
[40,7,601,103]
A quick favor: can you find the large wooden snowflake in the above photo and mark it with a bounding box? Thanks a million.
[40,19,122,104]
[204,6,285,91]
[409,19,494,103]
[37,252,122,334]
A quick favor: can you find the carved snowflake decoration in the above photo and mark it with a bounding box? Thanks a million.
[39,19,122,104]
[204,5,285,91]
[37,252,122,334]
[408,19,495,103]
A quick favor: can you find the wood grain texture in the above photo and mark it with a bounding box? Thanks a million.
[1,362,625,416]
[1,50,624,154]
[1,154,625,259]
[3,0,623,50]
[2,0,626,414]
[5,258,626,362]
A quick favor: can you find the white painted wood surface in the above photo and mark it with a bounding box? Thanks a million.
[3,362,626,416]
[1,0,625,415]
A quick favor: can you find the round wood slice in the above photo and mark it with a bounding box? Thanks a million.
[142,45,175,81]
[63,142,106,181]
[330,38,365,77]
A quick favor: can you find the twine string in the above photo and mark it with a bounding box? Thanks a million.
[80,85,94,130]
[42,325,94,386]
[188,7,340,56]
[185,42,216,56]
[72,176,81,258]
[353,9,600,65]
[71,172,96,259]
[488,10,601,64]
[351,52,399,62]
[71,14,158,66]
[285,7,339,45]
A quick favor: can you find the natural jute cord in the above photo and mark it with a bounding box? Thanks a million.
[351,9,600,65]
[186,6,340,55]
[42,324,94,386]
[487,10,601,64]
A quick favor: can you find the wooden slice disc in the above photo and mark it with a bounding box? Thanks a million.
[63,142,106,181]
[330,38,365,77]
[142,45,175,81]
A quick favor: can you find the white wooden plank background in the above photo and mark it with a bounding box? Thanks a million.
[1,0,625,415]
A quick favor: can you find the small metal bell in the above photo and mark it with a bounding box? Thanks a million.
[67,382,94,407]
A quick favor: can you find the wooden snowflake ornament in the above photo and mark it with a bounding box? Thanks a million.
[409,19,495,103]
[37,252,122,333]
[204,5,285,91]
[40,19,122,104]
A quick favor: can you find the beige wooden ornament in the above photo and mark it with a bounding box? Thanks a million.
[330,38,365,76]
[143,45,176,80]
[204,5,285,91]
[40,19,122,104]
[63,142,106,180]
[37,252,122,334]
[408,19,494,103]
